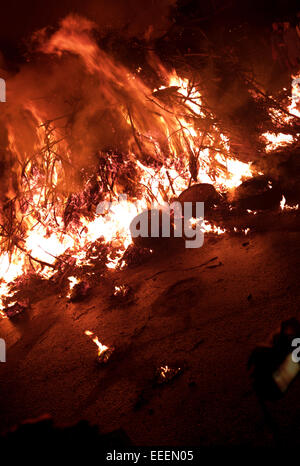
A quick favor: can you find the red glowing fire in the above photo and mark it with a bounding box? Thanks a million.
[0,15,299,317]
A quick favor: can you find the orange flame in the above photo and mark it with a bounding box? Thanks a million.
[1,15,298,316]
[84,329,109,357]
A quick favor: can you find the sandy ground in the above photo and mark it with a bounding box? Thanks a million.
[1,229,300,446]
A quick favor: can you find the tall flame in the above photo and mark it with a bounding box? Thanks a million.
[3,15,298,316]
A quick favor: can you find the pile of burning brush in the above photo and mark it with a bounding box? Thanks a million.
[0,15,300,318]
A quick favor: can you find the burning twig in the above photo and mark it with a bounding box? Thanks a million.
[16,243,55,269]
[166,170,176,196]
[84,330,114,364]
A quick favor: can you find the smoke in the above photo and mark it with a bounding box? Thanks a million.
[83,0,176,39]
[0,0,176,55]
[0,12,182,211]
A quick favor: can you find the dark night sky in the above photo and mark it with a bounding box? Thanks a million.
[0,0,175,61]
[0,0,299,64]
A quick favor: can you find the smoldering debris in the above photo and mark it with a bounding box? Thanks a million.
[3,299,29,318]
[155,365,183,385]
[110,284,134,306]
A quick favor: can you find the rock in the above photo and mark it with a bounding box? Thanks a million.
[233,176,282,210]
[121,244,153,267]
[176,183,221,221]
[129,207,184,250]
[69,281,91,302]
[177,183,220,210]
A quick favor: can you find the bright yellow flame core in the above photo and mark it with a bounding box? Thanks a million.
[0,70,257,313]
[84,330,109,356]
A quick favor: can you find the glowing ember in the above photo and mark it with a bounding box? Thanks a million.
[189,217,226,235]
[160,366,173,378]
[113,284,130,297]
[156,365,182,384]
